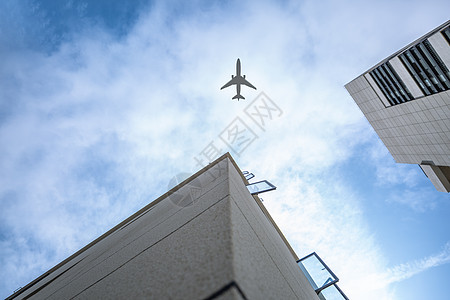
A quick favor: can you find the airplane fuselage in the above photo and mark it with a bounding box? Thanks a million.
[236,58,241,77]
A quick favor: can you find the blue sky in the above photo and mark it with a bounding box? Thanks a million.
[0,0,449,299]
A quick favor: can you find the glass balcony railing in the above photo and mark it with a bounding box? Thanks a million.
[297,252,349,300]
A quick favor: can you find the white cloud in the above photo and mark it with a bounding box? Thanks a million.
[359,241,450,293]
[260,173,393,300]
[1,0,450,299]
[386,188,440,212]
[384,242,450,284]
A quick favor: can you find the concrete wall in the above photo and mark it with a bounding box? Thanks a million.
[227,159,319,300]
[421,164,450,192]
[10,156,319,300]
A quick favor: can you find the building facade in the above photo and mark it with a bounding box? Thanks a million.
[7,154,320,299]
[345,20,450,192]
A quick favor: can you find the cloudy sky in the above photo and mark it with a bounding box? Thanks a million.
[1,0,449,299]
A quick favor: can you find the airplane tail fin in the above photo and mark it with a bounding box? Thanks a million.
[232,94,245,100]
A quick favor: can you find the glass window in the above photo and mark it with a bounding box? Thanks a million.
[246,180,276,195]
[244,173,255,180]
[318,284,349,300]
[297,253,338,294]
[297,252,349,300]
[242,171,255,180]
[369,62,413,106]
[399,38,450,96]
[442,25,450,45]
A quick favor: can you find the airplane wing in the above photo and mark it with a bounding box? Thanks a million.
[241,77,257,90]
[220,77,239,90]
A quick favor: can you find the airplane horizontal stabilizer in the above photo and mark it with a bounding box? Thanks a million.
[232,94,245,100]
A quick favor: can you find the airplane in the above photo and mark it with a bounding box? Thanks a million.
[220,58,256,100]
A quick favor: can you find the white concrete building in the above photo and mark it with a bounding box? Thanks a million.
[345,20,450,192]
[7,153,321,299]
